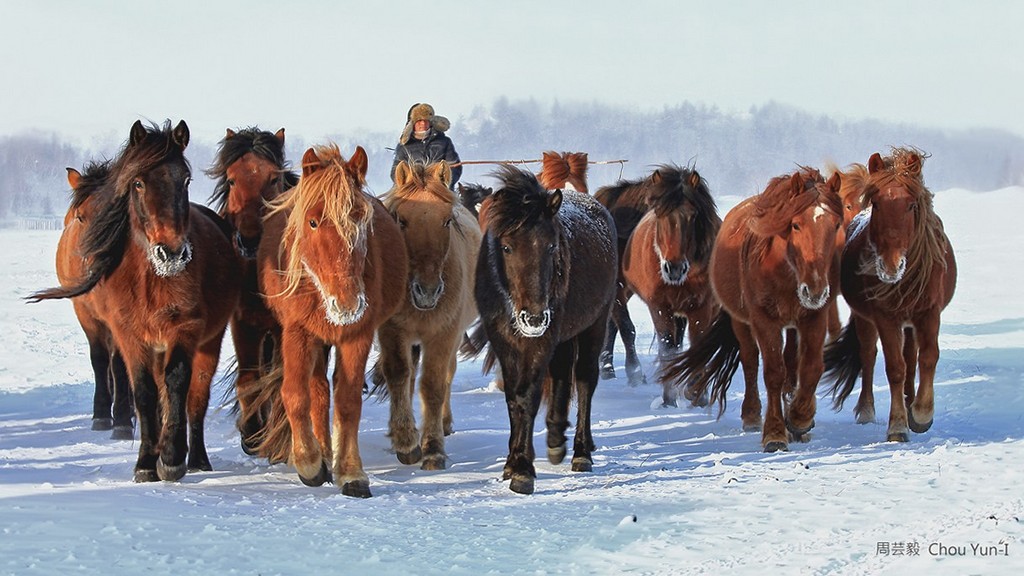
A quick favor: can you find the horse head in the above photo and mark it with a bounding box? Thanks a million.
[288,145,373,326]
[389,161,457,310]
[647,167,719,286]
[488,167,567,338]
[865,151,923,284]
[121,120,193,277]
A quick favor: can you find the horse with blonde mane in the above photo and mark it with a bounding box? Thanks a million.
[251,144,407,497]
[824,149,957,442]
[374,161,481,470]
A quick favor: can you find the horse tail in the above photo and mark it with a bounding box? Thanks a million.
[238,363,291,465]
[367,344,422,401]
[25,269,104,303]
[822,318,863,411]
[459,321,488,360]
[658,310,741,418]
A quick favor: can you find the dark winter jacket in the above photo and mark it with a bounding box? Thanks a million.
[390,129,462,188]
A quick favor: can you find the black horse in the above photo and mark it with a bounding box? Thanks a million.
[468,166,617,495]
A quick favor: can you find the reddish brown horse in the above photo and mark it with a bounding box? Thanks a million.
[661,168,843,452]
[824,150,957,441]
[538,151,589,193]
[467,166,617,495]
[206,127,299,453]
[376,161,481,470]
[30,120,242,481]
[622,167,721,407]
[252,144,407,497]
[54,162,133,439]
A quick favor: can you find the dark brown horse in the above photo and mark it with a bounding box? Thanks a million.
[206,127,299,453]
[251,144,407,497]
[54,162,133,439]
[622,167,721,407]
[661,168,843,452]
[594,170,660,385]
[467,166,617,494]
[376,161,481,470]
[30,120,242,481]
[824,150,957,442]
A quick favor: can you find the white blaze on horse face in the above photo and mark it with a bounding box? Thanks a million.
[813,204,827,222]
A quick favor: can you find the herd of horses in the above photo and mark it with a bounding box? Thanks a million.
[28,119,957,497]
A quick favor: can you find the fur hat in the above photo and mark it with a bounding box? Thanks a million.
[400,102,450,145]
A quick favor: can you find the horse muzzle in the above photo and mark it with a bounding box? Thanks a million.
[149,241,193,277]
[324,293,367,326]
[797,283,830,310]
[234,231,260,259]
[875,255,907,284]
[513,308,551,338]
[410,279,445,311]
[660,259,690,285]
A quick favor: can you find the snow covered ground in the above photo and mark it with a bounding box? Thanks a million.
[1,187,1021,575]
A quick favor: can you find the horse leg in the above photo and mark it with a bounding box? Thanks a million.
[909,319,938,434]
[570,318,605,472]
[902,326,918,408]
[614,287,644,386]
[681,306,714,408]
[734,320,762,433]
[786,319,829,442]
[185,335,224,473]
[545,341,576,465]
[129,361,161,483]
[417,334,460,470]
[783,328,798,399]
[877,321,910,442]
[231,319,266,455]
[109,349,134,440]
[332,338,373,498]
[826,299,843,343]
[280,327,326,486]
[599,317,619,380]
[649,303,680,407]
[378,325,419,465]
[443,352,455,436]
[501,348,545,494]
[85,330,114,431]
[311,346,332,465]
[157,345,192,482]
[853,318,879,424]
[751,323,787,452]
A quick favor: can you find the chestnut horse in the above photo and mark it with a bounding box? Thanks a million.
[467,166,617,494]
[30,120,242,481]
[824,150,957,442]
[661,168,843,452]
[594,170,660,385]
[375,161,481,470]
[622,167,721,407]
[252,144,407,497]
[54,162,133,439]
[206,127,299,453]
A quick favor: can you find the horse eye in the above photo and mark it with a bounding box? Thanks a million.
[908,202,917,213]
[133,180,144,191]
[309,219,318,229]
[227,179,236,187]
[444,218,452,228]
[791,222,801,231]
[270,177,280,186]
[502,244,512,254]
[547,243,555,253]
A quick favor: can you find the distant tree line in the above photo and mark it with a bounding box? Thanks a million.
[3,98,1023,221]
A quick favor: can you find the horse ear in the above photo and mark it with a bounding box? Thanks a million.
[301,148,321,177]
[429,161,452,188]
[906,153,922,176]
[789,172,804,194]
[129,120,147,147]
[347,146,368,180]
[394,161,413,187]
[275,128,285,145]
[826,171,842,193]
[868,153,885,174]
[172,120,190,149]
[547,189,563,216]
[225,128,236,139]
[66,167,82,189]
[650,169,662,184]
[688,171,701,188]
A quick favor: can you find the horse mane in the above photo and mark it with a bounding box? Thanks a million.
[749,167,839,237]
[69,160,112,212]
[205,127,299,214]
[28,121,186,302]
[538,151,589,193]
[594,174,646,208]
[265,143,374,297]
[646,164,721,262]
[382,161,458,210]
[862,149,947,308]
[487,165,556,237]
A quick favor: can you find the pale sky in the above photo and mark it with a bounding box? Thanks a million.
[3,0,1023,147]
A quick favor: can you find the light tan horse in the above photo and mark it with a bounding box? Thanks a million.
[376,161,481,470]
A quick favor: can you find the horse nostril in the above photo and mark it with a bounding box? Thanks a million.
[155,245,169,262]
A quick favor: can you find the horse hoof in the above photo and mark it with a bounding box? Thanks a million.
[188,458,213,473]
[421,455,447,471]
[855,412,875,425]
[887,432,910,443]
[240,438,260,456]
[683,386,709,408]
[397,446,422,466]
[908,415,933,434]
[341,480,372,498]
[626,370,646,387]
[786,418,815,437]
[110,425,134,441]
[571,456,593,472]
[763,441,789,453]
[91,417,114,431]
[742,422,763,433]
[547,444,567,465]
[661,399,678,409]
[509,474,535,495]
[443,423,454,437]
[600,366,616,380]
[501,464,513,481]
[299,461,331,487]
[156,459,187,482]
[133,469,159,483]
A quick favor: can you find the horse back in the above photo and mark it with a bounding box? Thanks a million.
[558,193,618,336]
[187,204,243,342]
[709,198,756,321]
